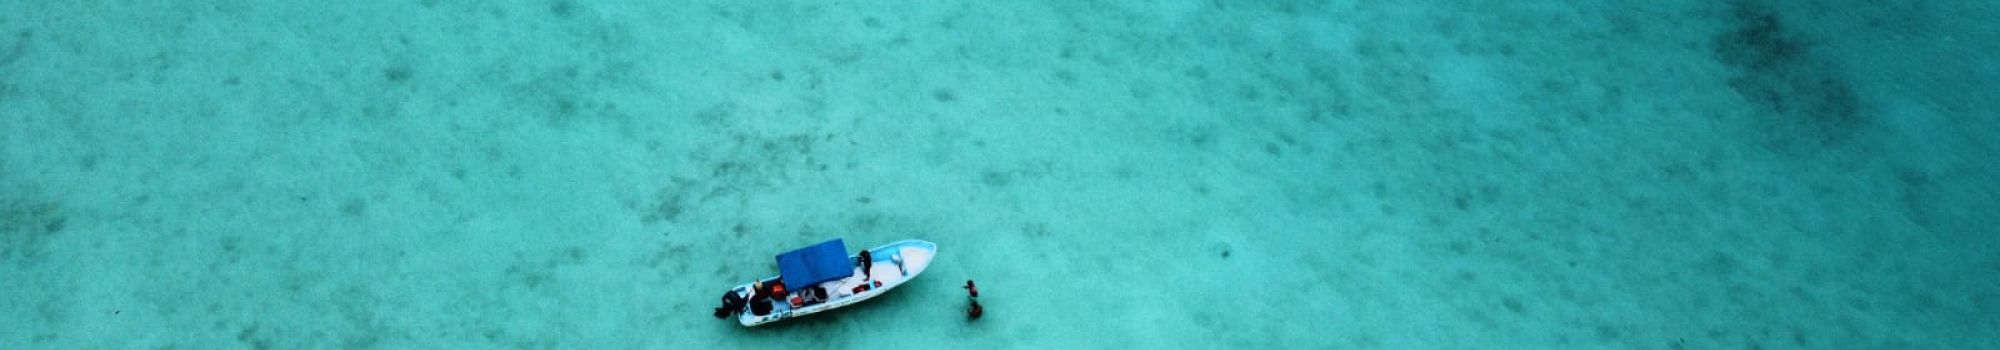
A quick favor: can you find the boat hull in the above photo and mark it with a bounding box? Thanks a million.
[732,239,936,327]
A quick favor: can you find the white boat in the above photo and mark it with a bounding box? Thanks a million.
[719,239,936,327]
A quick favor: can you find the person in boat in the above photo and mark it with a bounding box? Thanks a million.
[748,282,769,316]
[858,249,873,280]
[747,281,785,316]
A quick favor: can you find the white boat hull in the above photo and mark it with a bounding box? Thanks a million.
[732,240,936,327]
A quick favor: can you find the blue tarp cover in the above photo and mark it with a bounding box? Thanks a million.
[777,239,853,288]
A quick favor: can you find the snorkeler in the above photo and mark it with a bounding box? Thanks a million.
[968,299,984,320]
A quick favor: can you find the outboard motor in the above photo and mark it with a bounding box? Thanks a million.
[713,291,746,319]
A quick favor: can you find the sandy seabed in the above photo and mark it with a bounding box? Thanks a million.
[3,0,1996,348]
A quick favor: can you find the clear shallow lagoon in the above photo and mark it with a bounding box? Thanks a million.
[4,1,1996,348]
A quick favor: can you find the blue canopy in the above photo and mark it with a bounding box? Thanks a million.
[776,239,854,288]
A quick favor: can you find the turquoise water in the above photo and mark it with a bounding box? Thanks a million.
[4,0,1997,348]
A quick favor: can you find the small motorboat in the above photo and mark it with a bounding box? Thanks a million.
[714,239,936,327]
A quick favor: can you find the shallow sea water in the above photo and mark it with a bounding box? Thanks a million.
[3,0,1997,348]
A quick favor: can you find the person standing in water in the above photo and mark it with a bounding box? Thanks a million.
[965,280,983,320]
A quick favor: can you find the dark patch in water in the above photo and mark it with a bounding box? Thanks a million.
[1698,251,1739,276]
[3,198,64,266]
[79,154,100,171]
[650,197,685,223]
[1447,240,1470,255]
[1715,4,1802,72]
[1112,167,1136,180]
[549,0,575,18]
[1790,326,1810,347]
[382,66,412,83]
[1022,222,1050,237]
[0,30,29,67]
[644,177,695,224]
[339,198,368,217]
[36,298,68,328]
[1595,325,1620,341]
[237,323,273,350]
[505,261,554,289]
[981,171,1012,187]
[1713,3,1867,152]
[849,213,884,233]
[43,217,64,233]
[219,236,245,264]
[1183,66,1209,79]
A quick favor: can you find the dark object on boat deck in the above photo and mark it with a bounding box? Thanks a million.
[967,299,983,320]
[751,300,773,316]
[793,286,832,306]
[851,280,882,294]
[713,291,746,319]
[964,280,979,298]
